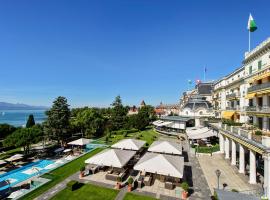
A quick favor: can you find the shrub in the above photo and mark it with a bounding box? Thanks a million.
[231,189,239,192]
[80,166,85,172]
[181,182,189,192]
[66,180,79,191]
[127,177,134,185]
[255,130,262,136]
[116,177,122,182]
[145,143,149,147]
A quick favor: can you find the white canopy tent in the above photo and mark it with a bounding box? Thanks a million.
[68,138,92,146]
[0,160,7,165]
[134,153,184,178]
[5,154,24,162]
[152,120,163,126]
[148,141,182,155]
[63,149,72,153]
[111,139,146,151]
[188,129,217,140]
[153,120,173,127]
[85,149,136,168]
[185,127,209,135]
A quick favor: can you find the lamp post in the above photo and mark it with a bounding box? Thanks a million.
[215,169,221,189]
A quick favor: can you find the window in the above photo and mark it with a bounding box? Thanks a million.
[249,66,252,74]
[258,61,262,70]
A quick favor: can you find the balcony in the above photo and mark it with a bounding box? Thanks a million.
[245,106,270,113]
[248,82,270,93]
[209,123,267,153]
[226,93,240,99]
[226,106,240,111]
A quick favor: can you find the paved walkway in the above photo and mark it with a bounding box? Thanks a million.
[115,186,127,200]
[159,135,212,200]
[198,153,262,195]
[34,172,79,200]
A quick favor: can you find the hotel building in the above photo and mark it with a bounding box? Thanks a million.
[244,38,270,131]
[210,37,270,199]
[213,66,248,123]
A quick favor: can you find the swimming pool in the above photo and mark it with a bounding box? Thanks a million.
[85,143,107,151]
[0,160,56,191]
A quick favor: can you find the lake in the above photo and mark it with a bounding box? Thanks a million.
[0,110,47,127]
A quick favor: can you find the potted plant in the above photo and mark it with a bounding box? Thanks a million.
[79,166,85,178]
[181,182,189,199]
[127,177,134,192]
[116,177,121,189]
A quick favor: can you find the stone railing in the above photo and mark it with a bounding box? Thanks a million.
[226,106,240,111]
[248,82,270,93]
[245,106,270,113]
[220,124,262,143]
[226,93,240,99]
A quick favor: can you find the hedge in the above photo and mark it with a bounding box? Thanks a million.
[66,180,80,191]
[111,129,139,135]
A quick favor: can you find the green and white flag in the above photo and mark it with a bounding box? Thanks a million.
[247,14,257,32]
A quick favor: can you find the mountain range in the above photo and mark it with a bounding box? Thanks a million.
[0,102,48,110]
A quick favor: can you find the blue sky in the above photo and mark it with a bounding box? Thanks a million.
[0,0,270,107]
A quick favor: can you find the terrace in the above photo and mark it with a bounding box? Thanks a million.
[209,123,269,154]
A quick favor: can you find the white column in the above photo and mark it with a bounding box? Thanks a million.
[264,154,270,198]
[219,134,224,153]
[249,150,256,184]
[239,144,245,173]
[263,117,268,131]
[225,137,230,159]
[231,140,236,165]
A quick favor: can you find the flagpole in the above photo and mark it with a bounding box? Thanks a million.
[249,30,251,52]
[204,67,206,82]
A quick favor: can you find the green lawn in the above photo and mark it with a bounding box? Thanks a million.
[21,148,103,200]
[123,193,158,200]
[94,128,159,146]
[50,183,119,200]
[195,144,220,154]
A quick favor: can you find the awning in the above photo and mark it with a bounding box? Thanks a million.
[246,93,256,99]
[153,121,173,127]
[186,127,209,135]
[252,71,270,82]
[188,130,217,140]
[222,111,235,119]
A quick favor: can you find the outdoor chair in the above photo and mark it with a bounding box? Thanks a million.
[165,181,174,190]
[137,176,144,188]
[144,175,152,186]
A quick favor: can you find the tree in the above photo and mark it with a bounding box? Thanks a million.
[4,127,42,155]
[135,105,157,130]
[45,96,71,146]
[110,96,128,130]
[0,124,17,139]
[26,114,35,128]
[71,108,105,138]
